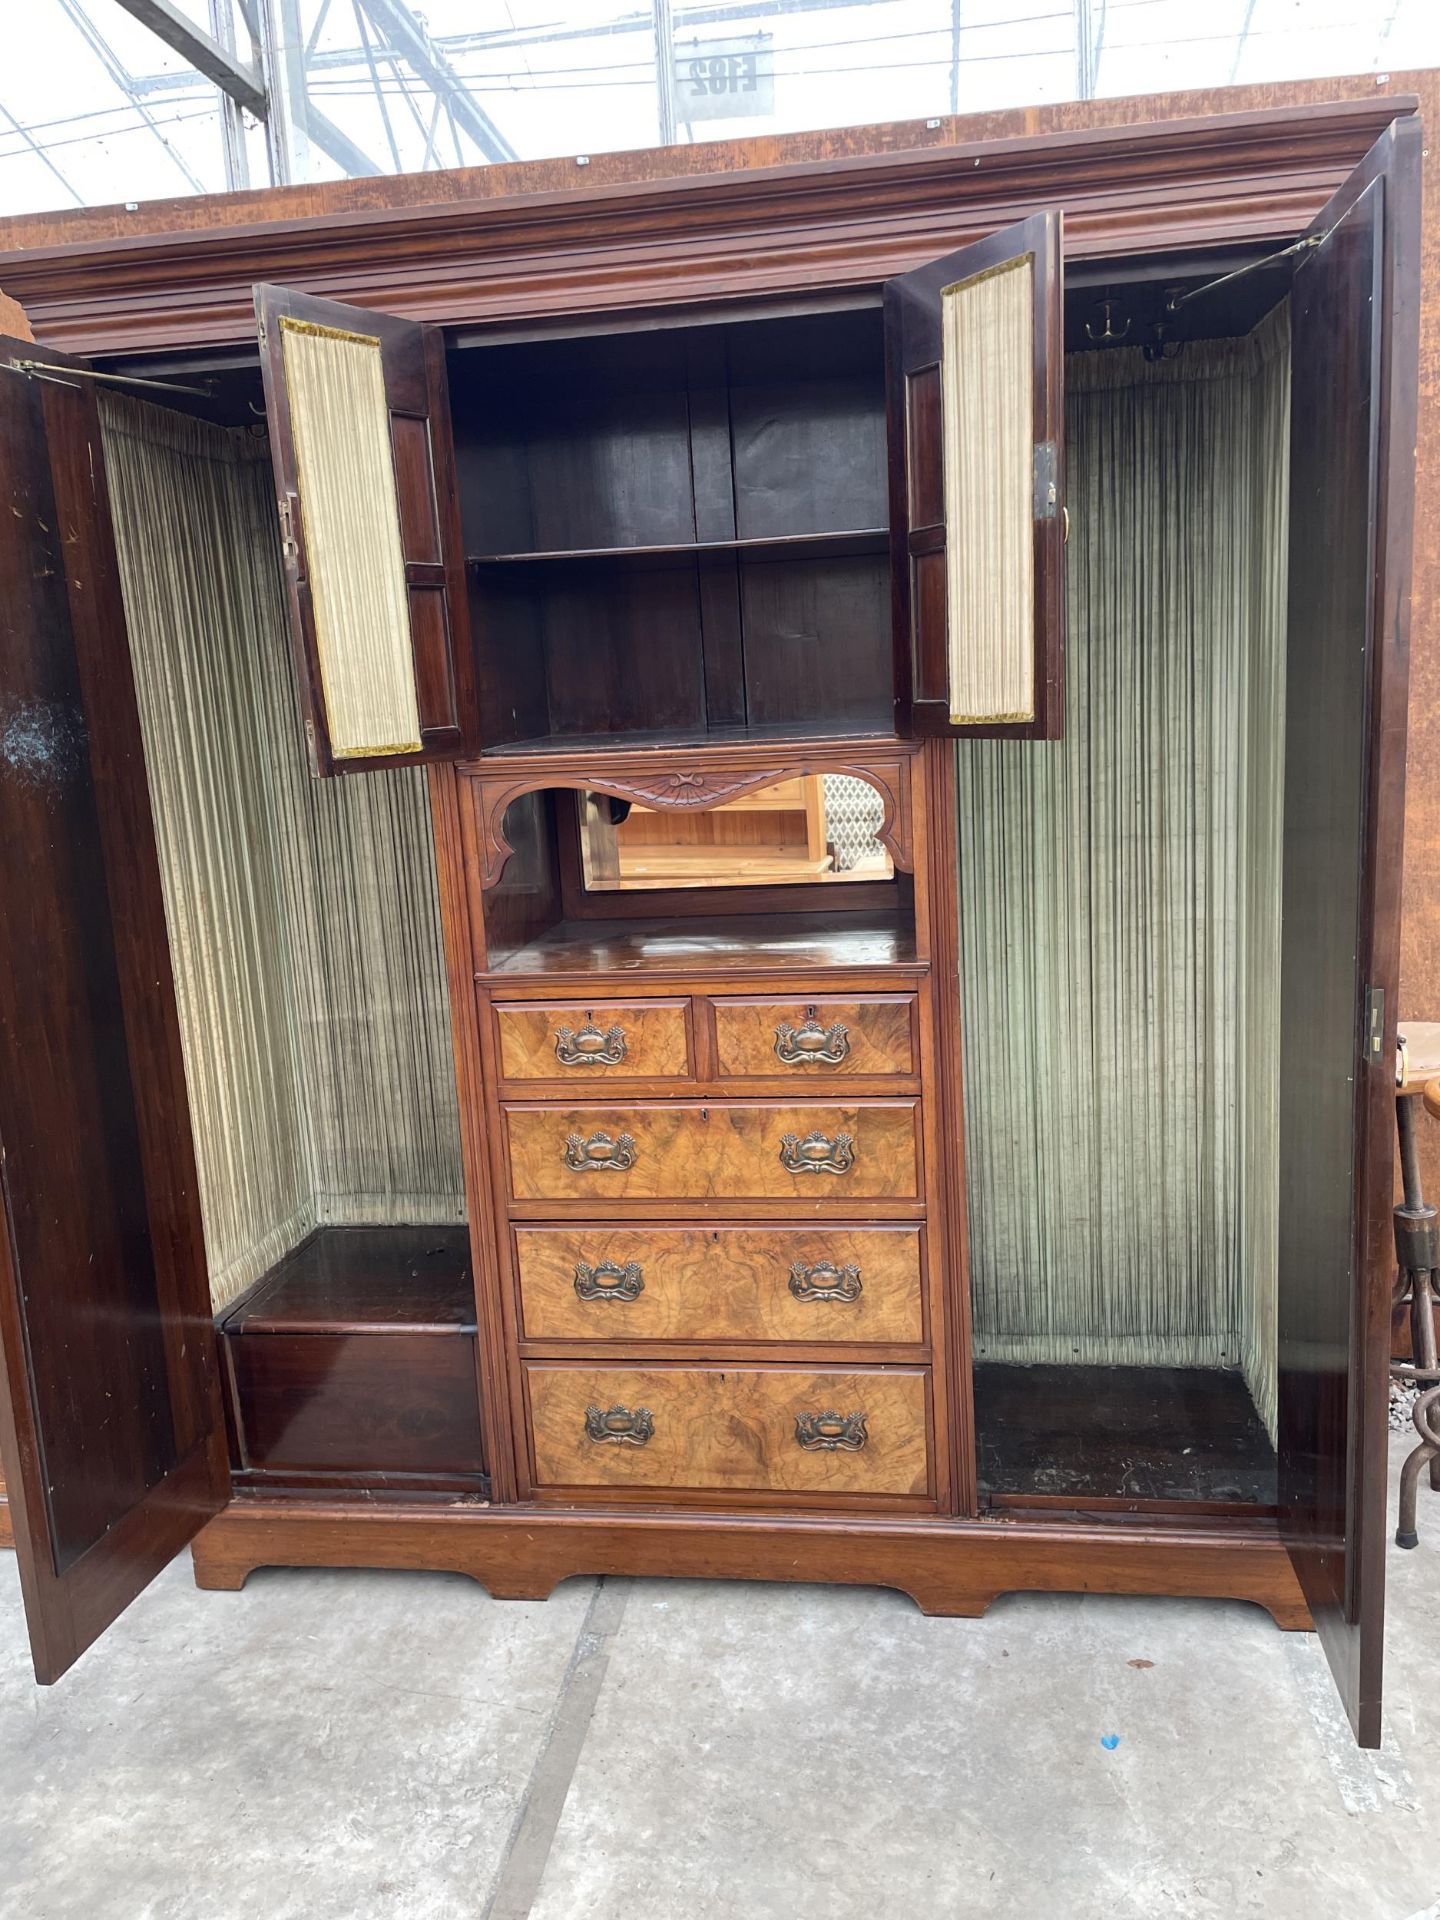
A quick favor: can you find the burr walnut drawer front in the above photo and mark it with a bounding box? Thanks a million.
[526,1364,931,1497]
[493,998,691,1081]
[514,1225,925,1343]
[710,994,919,1079]
[503,1102,921,1202]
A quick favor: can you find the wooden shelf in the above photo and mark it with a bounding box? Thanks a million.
[218,1226,475,1336]
[477,719,900,759]
[483,911,919,980]
[468,528,888,567]
[975,1363,1277,1509]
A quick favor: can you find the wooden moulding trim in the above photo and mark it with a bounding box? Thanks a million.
[469,756,915,891]
[189,1497,1313,1630]
[921,739,976,1516]
[427,762,521,1502]
[3,99,1413,355]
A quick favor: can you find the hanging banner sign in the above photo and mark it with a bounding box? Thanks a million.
[674,36,775,122]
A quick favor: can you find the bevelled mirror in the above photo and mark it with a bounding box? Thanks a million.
[577,775,894,892]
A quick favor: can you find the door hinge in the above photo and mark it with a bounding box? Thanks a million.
[1365,985,1386,1067]
[1033,441,1059,521]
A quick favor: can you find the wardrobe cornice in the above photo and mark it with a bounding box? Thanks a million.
[0,96,1413,357]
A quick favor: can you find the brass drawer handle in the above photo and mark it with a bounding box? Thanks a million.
[555,1019,627,1068]
[564,1130,637,1172]
[779,1130,855,1176]
[795,1410,868,1452]
[584,1404,654,1446]
[574,1259,645,1303]
[774,1006,850,1067]
[789,1260,862,1303]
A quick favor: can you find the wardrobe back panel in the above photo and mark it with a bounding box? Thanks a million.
[471,567,551,750]
[727,311,888,540]
[535,559,708,739]
[739,551,893,729]
[452,332,697,556]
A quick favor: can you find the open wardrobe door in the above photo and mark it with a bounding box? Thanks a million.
[1278,115,1421,1749]
[256,285,478,776]
[885,210,1065,739]
[0,335,230,1683]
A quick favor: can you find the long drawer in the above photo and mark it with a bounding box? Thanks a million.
[503,1101,921,1202]
[514,1225,925,1343]
[526,1363,931,1497]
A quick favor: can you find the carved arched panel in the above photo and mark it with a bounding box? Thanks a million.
[470,757,915,890]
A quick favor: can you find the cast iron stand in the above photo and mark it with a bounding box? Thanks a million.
[1391,1086,1440,1549]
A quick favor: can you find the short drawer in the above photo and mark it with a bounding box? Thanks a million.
[711,994,918,1078]
[504,1101,920,1202]
[526,1364,930,1497]
[494,998,690,1081]
[225,1330,485,1475]
[514,1225,924,1343]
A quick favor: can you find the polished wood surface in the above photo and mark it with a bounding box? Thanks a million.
[467,747,943,1510]
[710,993,917,1078]
[190,1497,1312,1632]
[430,761,523,1503]
[921,741,973,1516]
[220,1226,475,1333]
[1277,120,1421,1749]
[526,1363,930,1497]
[0,99,1410,352]
[226,1332,486,1476]
[504,1100,921,1202]
[484,912,919,980]
[218,1226,485,1484]
[514,1224,925,1344]
[0,337,228,1684]
[494,998,691,1080]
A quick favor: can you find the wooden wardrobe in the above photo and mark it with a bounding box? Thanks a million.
[0,98,1420,1747]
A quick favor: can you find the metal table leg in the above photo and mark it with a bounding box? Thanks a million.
[1392,1089,1440,1549]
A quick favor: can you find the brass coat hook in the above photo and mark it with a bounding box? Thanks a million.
[1084,299,1131,344]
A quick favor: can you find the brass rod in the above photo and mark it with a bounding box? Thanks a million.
[1166,233,1321,313]
[8,357,212,396]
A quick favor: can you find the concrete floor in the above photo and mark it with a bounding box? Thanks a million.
[2,1436,1439,1920]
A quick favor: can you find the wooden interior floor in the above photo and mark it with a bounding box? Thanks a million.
[973,1363,1277,1508]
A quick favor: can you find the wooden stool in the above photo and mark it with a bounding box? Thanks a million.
[1392,1025,1440,1548]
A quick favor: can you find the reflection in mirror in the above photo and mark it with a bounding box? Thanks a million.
[578,775,893,891]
